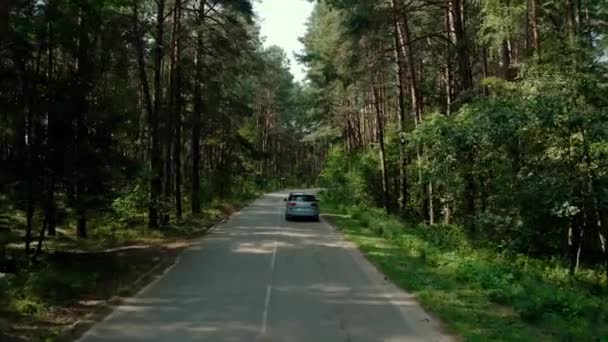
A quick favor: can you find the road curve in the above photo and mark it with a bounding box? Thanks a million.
[78,190,452,342]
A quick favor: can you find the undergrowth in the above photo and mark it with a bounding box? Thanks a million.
[321,195,608,341]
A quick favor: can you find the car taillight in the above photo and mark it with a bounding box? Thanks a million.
[289,202,297,206]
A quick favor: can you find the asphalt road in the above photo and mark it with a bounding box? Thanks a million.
[78,190,452,342]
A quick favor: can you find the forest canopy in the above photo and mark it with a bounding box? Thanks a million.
[0,0,327,257]
[300,0,608,274]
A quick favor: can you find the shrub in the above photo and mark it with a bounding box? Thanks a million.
[111,184,148,226]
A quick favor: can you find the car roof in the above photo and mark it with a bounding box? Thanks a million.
[288,192,318,199]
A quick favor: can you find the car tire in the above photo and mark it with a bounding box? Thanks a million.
[314,216,320,222]
[285,215,291,221]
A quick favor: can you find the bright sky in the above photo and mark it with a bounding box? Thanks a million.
[255,0,314,82]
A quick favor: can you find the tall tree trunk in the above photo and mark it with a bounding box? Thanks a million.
[25,104,34,255]
[392,1,409,213]
[568,215,584,275]
[162,0,183,225]
[74,5,92,239]
[444,4,454,113]
[161,12,175,226]
[191,0,204,214]
[170,0,183,219]
[395,4,422,122]
[25,193,34,254]
[582,129,608,276]
[530,0,541,57]
[131,1,157,227]
[149,0,165,228]
[396,2,426,217]
[44,178,56,236]
[372,84,390,215]
[449,0,473,91]
[501,39,512,80]
[131,2,154,125]
[583,0,592,46]
[20,45,35,253]
[162,136,173,226]
[46,0,57,236]
[447,0,475,225]
[566,0,577,46]
[481,44,489,95]
[174,70,182,219]
[34,216,47,258]
[428,182,435,225]
[394,27,409,214]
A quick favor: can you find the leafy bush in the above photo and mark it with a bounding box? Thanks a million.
[111,184,148,226]
[403,68,608,263]
[321,197,608,340]
[319,146,380,207]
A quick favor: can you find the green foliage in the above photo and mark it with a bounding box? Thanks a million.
[479,0,527,54]
[322,198,608,340]
[319,146,380,207]
[309,0,608,339]
[405,67,608,256]
[307,0,608,276]
[111,184,148,226]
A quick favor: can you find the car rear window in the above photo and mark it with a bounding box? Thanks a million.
[292,195,316,202]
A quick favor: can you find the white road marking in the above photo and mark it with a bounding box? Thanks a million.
[270,241,277,271]
[260,199,283,336]
[261,284,272,334]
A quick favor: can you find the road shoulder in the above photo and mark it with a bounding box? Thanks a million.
[321,214,456,342]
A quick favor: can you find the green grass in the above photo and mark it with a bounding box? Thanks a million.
[321,198,608,341]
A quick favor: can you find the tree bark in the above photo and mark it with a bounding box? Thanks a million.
[45,0,57,236]
[34,216,47,258]
[566,0,577,45]
[396,2,427,217]
[372,84,390,215]
[174,97,182,218]
[150,0,165,228]
[44,179,56,236]
[25,195,34,254]
[581,129,608,276]
[501,39,512,80]
[173,0,183,219]
[568,215,584,275]
[191,0,205,214]
[481,44,489,95]
[530,0,541,57]
[395,3,422,122]
[583,0,592,46]
[392,0,409,213]
[448,0,473,91]
[74,4,92,239]
[428,182,435,225]
[131,1,158,228]
[131,3,154,123]
[444,3,453,113]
